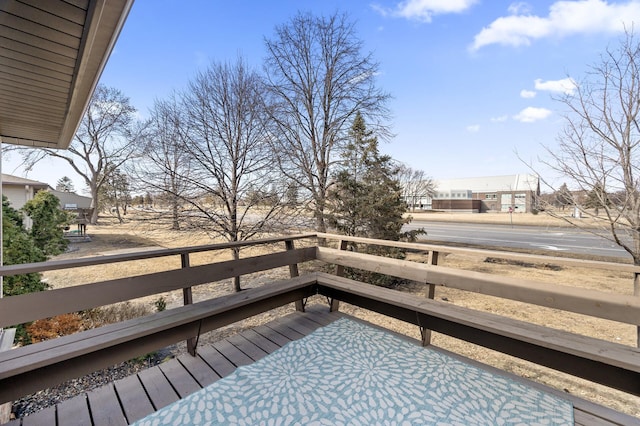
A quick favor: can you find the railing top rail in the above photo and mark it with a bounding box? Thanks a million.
[0,233,317,277]
[1,230,636,277]
[316,232,640,274]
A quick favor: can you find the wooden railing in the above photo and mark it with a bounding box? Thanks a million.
[316,232,640,346]
[1,232,639,409]
[0,234,315,330]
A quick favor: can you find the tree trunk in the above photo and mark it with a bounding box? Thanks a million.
[171,199,180,230]
[90,185,99,225]
[231,247,241,292]
[114,204,123,224]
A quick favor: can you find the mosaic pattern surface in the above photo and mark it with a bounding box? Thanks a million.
[135,318,573,425]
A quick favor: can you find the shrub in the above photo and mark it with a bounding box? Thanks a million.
[82,302,152,328]
[154,297,167,312]
[26,313,83,343]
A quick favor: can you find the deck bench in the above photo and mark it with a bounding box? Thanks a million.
[314,272,640,398]
[0,275,318,405]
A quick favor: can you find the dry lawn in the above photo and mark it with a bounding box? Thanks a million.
[43,213,640,418]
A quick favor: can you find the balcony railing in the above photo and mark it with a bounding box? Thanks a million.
[1,233,639,424]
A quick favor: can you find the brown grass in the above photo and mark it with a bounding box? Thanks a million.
[43,213,640,418]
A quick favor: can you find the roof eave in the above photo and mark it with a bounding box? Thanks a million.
[0,0,134,150]
[57,0,134,150]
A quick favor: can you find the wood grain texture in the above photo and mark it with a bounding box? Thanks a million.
[317,247,640,325]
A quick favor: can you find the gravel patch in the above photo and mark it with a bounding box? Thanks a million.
[11,346,175,419]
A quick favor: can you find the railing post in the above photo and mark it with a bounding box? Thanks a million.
[181,253,197,356]
[421,250,439,346]
[330,240,349,312]
[0,328,15,423]
[635,272,640,348]
[285,240,304,312]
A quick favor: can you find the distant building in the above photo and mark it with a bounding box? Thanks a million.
[50,190,93,236]
[50,189,92,211]
[1,174,93,232]
[415,174,540,213]
[2,174,49,228]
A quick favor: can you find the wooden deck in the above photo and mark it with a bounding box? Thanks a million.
[8,305,638,426]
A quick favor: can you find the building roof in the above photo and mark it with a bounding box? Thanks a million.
[1,173,49,188]
[50,189,92,209]
[0,0,134,149]
[434,174,539,193]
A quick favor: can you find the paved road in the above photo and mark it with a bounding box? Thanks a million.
[404,220,630,259]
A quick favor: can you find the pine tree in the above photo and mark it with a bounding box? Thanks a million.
[55,176,75,192]
[554,183,573,211]
[328,112,411,241]
[22,191,72,256]
[584,183,609,216]
[328,112,423,285]
[2,196,48,344]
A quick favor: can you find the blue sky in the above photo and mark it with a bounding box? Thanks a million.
[7,0,640,192]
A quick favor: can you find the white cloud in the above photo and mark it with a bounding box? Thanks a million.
[520,89,537,98]
[491,115,509,122]
[513,107,552,122]
[471,0,640,50]
[466,124,480,132]
[373,0,478,22]
[508,2,533,15]
[534,77,577,95]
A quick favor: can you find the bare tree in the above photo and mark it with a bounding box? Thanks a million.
[178,58,289,291]
[130,95,192,230]
[17,85,139,224]
[397,164,435,212]
[540,31,640,264]
[263,11,390,233]
[99,167,131,224]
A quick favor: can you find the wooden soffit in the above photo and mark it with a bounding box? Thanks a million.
[0,0,134,149]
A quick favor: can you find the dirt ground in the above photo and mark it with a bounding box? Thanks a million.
[44,213,640,418]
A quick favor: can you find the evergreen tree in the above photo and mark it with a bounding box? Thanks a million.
[3,196,48,344]
[554,183,573,211]
[55,176,75,192]
[2,196,46,298]
[584,183,609,216]
[328,113,423,285]
[328,112,412,241]
[22,191,72,256]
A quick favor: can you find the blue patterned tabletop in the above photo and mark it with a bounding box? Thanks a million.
[134,317,573,425]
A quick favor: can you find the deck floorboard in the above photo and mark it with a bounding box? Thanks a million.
[18,406,55,426]
[210,339,253,367]
[137,366,178,410]
[158,361,200,399]
[56,394,90,426]
[9,306,637,425]
[196,345,236,378]
[175,353,219,388]
[113,375,154,424]
[226,334,269,362]
[238,329,281,354]
[86,384,126,426]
